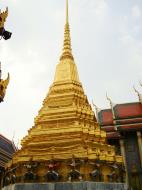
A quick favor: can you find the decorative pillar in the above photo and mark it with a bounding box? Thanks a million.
[119,139,129,187]
[137,131,142,166]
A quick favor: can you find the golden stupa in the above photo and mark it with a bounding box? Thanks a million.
[7,0,123,183]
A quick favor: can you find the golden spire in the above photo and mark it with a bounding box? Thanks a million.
[60,0,74,61]
[66,0,69,24]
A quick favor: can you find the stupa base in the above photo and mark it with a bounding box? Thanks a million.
[2,182,127,190]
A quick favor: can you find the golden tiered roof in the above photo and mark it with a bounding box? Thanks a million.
[11,0,122,167]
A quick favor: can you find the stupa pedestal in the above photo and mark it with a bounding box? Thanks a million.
[2,182,127,190]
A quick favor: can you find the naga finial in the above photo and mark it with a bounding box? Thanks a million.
[106,92,116,120]
[133,86,142,103]
[106,92,113,107]
[92,100,101,122]
[92,100,101,113]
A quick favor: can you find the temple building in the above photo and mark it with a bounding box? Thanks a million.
[0,134,16,188]
[97,95,142,190]
[3,1,125,188]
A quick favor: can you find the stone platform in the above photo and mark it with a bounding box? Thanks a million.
[2,182,127,190]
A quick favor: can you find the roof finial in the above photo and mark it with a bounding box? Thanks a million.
[92,100,101,115]
[60,0,74,61]
[106,92,116,120]
[92,100,101,123]
[139,81,142,87]
[66,0,69,24]
[106,92,113,108]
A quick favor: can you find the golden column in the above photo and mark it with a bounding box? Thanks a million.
[119,139,129,187]
[137,131,142,166]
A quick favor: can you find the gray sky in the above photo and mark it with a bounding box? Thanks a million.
[0,0,142,146]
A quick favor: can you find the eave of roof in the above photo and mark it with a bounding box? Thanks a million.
[0,134,17,154]
[117,123,142,131]
[114,102,142,119]
[106,132,120,139]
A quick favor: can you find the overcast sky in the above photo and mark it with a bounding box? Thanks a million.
[0,0,142,146]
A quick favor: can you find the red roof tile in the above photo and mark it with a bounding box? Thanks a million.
[114,102,142,119]
[98,102,142,134]
[98,109,113,126]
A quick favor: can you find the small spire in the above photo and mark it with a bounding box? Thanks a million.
[60,0,74,61]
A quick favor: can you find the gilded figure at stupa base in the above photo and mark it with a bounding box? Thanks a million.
[3,0,125,186]
[0,63,10,103]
